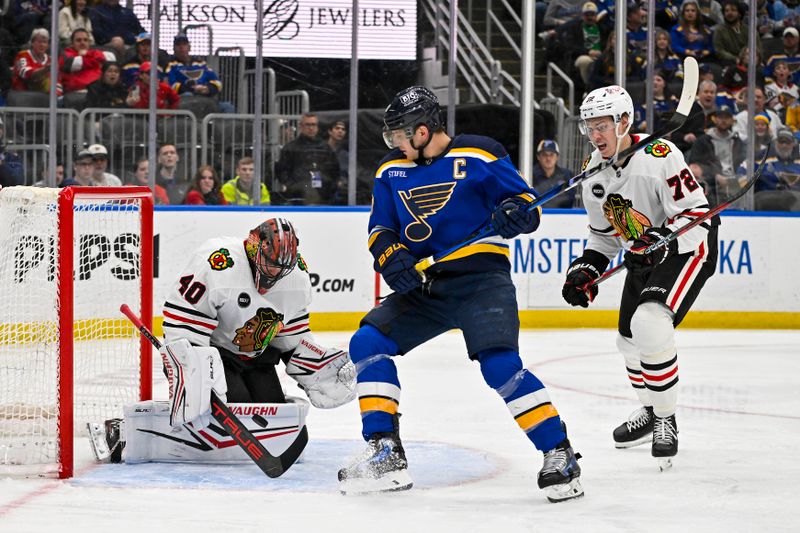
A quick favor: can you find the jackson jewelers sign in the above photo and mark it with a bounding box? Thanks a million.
[135,0,417,59]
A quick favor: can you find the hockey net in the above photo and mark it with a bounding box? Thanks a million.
[0,186,153,478]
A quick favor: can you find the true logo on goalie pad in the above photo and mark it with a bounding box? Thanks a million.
[208,248,234,271]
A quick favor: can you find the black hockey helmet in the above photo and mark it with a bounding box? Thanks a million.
[244,218,298,294]
[382,86,443,149]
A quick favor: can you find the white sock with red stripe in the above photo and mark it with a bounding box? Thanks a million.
[630,302,679,418]
[616,334,652,406]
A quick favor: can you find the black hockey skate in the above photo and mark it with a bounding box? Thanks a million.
[338,415,412,495]
[538,436,584,503]
[613,406,654,449]
[652,414,678,471]
[87,418,125,463]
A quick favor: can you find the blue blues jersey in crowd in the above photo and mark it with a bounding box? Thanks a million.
[367,134,535,276]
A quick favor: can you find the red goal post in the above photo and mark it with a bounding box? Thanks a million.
[0,186,153,478]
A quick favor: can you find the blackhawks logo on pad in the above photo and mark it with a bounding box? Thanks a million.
[208,248,234,271]
[644,141,671,158]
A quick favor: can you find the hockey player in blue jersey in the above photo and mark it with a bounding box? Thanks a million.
[336,86,583,503]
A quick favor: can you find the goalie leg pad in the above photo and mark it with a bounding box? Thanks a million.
[630,302,679,418]
[160,338,227,428]
[122,397,309,464]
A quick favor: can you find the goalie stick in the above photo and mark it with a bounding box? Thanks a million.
[588,146,769,290]
[120,304,308,478]
[414,57,700,276]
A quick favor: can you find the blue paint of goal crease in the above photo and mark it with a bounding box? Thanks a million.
[72,439,502,492]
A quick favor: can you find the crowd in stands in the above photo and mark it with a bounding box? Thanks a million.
[0,1,798,210]
[539,0,800,210]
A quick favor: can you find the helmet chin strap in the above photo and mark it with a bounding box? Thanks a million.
[410,125,434,162]
[612,118,632,162]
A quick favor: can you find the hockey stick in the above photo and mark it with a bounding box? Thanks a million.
[588,147,769,289]
[120,304,308,478]
[414,57,700,275]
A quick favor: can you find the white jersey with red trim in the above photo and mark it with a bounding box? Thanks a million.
[580,135,713,260]
[162,236,312,358]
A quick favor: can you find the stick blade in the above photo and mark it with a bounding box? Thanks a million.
[675,57,700,117]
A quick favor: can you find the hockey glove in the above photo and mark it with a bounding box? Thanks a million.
[623,226,676,274]
[375,243,422,294]
[491,197,541,239]
[562,250,609,308]
[285,338,356,409]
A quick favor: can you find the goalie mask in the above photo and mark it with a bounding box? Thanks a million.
[244,218,298,294]
[382,86,442,150]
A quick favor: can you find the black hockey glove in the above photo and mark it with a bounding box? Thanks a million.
[562,250,609,308]
[491,197,541,239]
[623,226,677,275]
[375,243,422,294]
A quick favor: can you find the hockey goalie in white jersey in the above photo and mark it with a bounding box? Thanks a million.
[562,86,719,470]
[89,218,356,465]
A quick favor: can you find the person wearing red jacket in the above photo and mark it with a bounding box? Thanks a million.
[125,61,179,109]
[60,28,112,93]
[12,28,62,95]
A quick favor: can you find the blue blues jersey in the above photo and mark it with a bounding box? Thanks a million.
[368,134,534,275]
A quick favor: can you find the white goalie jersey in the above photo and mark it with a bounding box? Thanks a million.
[162,236,312,357]
[580,136,715,260]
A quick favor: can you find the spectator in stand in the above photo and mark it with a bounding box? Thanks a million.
[129,157,169,205]
[275,113,340,205]
[166,34,222,98]
[33,162,66,187]
[733,86,781,140]
[0,117,23,187]
[86,143,121,186]
[752,112,775,154]
[60,29,112,95]
[327,120,349,204]
[670,0,714,62]
[71,149,96,186]
[221,157,270,205]
[759,126,800,194]
[557,2,609,89]
[126,61,180,110]
[85,61,127,108]
[714,1,756,66]
[588,31,642,90]
[687,104,745,203]
[766,60,800,117]
[12,0,49,45]
[532,140,575,208]
[634,70,678,132]
[58,0,94,47]
[626,1,648,67]
[89,0,145,46]
[543,0,585,29]
[720,47,766,95]
[697,79,719,117]
[12,28,62,96]
[696,0,723,26]
[122,33,169,87]
[764,27,800,84]
[156,144,189,204]
[184,165,227,205]
[643,29,684,83]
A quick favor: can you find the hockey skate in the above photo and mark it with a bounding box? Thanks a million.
[652,414,678,471]
[538,437,584,503]
[87,418,125,463]
[338,425,413,496]
[613,406,654,449]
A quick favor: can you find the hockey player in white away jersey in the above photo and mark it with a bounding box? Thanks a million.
[89,218,355,465]
[562,86,719,470]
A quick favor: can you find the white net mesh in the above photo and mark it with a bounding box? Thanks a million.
[0,187,145,473]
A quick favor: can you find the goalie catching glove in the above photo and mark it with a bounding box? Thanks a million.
[160,338,227,428]
[285,338,356,409]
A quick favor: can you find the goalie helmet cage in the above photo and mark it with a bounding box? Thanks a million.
[0,186,153,478]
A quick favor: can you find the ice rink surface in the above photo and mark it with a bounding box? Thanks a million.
[1,329,798,533]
